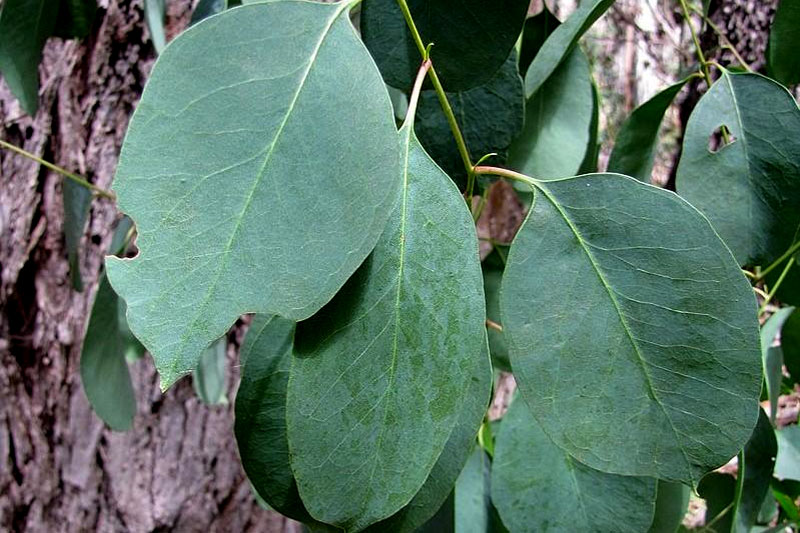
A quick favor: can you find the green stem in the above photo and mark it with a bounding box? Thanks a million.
[759,257,795,316]
[679,0,714,89]
[758,240,800,281]
[731,450,746,527]
[0,139,115,200]
[393,0,475,198]
[474,165,537,189]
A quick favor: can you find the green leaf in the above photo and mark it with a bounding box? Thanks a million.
[0,0,59,115]
[416,492,455,533]
[491,395,657,532]
[775,426,800,482]
[647,481,690,533]
[767,253,800,307]
[518,8,561,77]
[192,337,227,405]
[676,72,800,267]
[144,0,166,55]
[737,409,779,532]
[106,1,402,390]
[190,0,227,26]
[698,472,736,533]
[772,479,800,521]
[360,0,529,91]
[500,173,762,485]
[508,48,595,180]
[286,122,485,530]
[762,308,794,424]
[577,80,601,174]
[483,249,510,372]
[782,309,800,383]
[109,216,134,257]
[454,447,492,533]
[415,51,524,186]
[364,340,492,533]
[608,79,690,182]
[523,0,613,98]
[81,274,137,431]
[54,0,97,39]
[768,0,800,86]
[63,178,92,292]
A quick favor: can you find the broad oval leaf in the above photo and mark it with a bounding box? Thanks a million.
[608,78,690,182]
[286,125,485,530]
[501,173,762,485]
[106,1,402,389]
[676,72,800,267]
[491,395,657,532]
[768,0,800,87]
[415,51,524,186]
[360,0,528,92]
[508,48,595,180]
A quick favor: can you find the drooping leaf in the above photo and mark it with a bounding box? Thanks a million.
[483,248,510,372]
[286,121,485,530]
[364,340,492,533]
[415,51,524,186]
[360,0,529,91]
[518,8,561,77]
[508,48,595,180]
[455,446,509,533]
[676,72,800,267]
[698,472,737,533]
[608,79,690,182]
[0,0,59,115]
[762,308,794,424]
[647,481,690,533]
[578,80,601,174]
[501,173,762,485]
[144,0,166,55]
[192,337,227,405]
[736,409,779,532]
[106,1,402,390]
[54,0,97,39]
[190,0,226,26]
[775,426,800,482]
[491,395,657,532]
[783,309,800,383]
[81,274,137,431]
[63,178,92,292]
[523,0,613,98]
[768,0,800,86]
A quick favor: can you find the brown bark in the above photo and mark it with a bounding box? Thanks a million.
[0,1,295,530]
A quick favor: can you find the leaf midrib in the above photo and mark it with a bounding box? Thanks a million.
[534,181,694,482]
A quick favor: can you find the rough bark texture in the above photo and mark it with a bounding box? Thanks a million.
[0,1,296,531]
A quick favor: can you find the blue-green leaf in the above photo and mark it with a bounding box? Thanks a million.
[192,337,227,405]
[63,178,92,292]
[762,308,795,424]
[768,0,800,86]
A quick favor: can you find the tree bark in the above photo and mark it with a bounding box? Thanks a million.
[0,1,295,530]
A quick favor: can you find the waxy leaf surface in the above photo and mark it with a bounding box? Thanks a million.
[286,124,485,531]
[491,396,657,532]
[776,426,800,481]
[768,0,800,86]
[106,1,401,389]
[501,173,762,485]
[192,337,227,405]
[676,72,800,267]
[360,0,528,91]
[761,307,794,424]
[647,481,690,533]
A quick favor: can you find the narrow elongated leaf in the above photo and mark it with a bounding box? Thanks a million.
[737,409,779,532]
[762,308,795,423]
[647,481,690,533]
[0,0,59,114]
[286,123,485,530]
[454,447,493,533]
[783,309,800,383]
[144,0,166,54]
[508,48,595,180]
[577,80,601,174]
[81,274,137,431]
[54,0,97,39]
[190,0,227,26]
[608,79,689,182]
[192,337,227,405]
[518,8,561,77]
[776,426,800,481]
[501,173,762,485]
[360,0,528,91]
[364,340,492,533]
[106,1,402,390]
[491,396,657,532]
[768,0,800,86]
[676,72,800,267]
[698,473,737,532]
[415,51,524,185]
[63,178,92,291]
[483,249,510,372]
[524,0,613,98]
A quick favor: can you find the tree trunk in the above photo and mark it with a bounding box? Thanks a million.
[0,1,295,530]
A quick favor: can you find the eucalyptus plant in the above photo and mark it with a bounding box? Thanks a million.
[1,0,800,530]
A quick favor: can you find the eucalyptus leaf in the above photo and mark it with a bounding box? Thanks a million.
[647,481,690,533]
[608,79,689,182]
[106,1,402,390]
[491,395,657,532]
[454,447,498,533]
[783,309,800,383]
[0,0,59,115]
[767,0,800,86]
[360,0,529,91]
[524,0,613,98]
[192,337,227,405]
[767,253,800,307]
[483,249,510,372]
[775,426,800,482]
[501,173,762,485]
[577,80,601,174]
[286,121,485,530]
[144,0,166,55]
[508,48,596,180]
[698,472,736,533]
[415,51,524,186]
[737,409,779,532]
[190,0,227,26]
[761,308,794,424]
[63,178,92,292]
[518,8,561,77]
[54,0,97,39]
[676,72,800,267]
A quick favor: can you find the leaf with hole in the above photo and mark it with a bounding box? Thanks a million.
[105,0,402,390]
[360,0,528,92]
[676,72,800,267]
[501,173,762,485]
[286,119,485,530]
[491,395,657,532]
